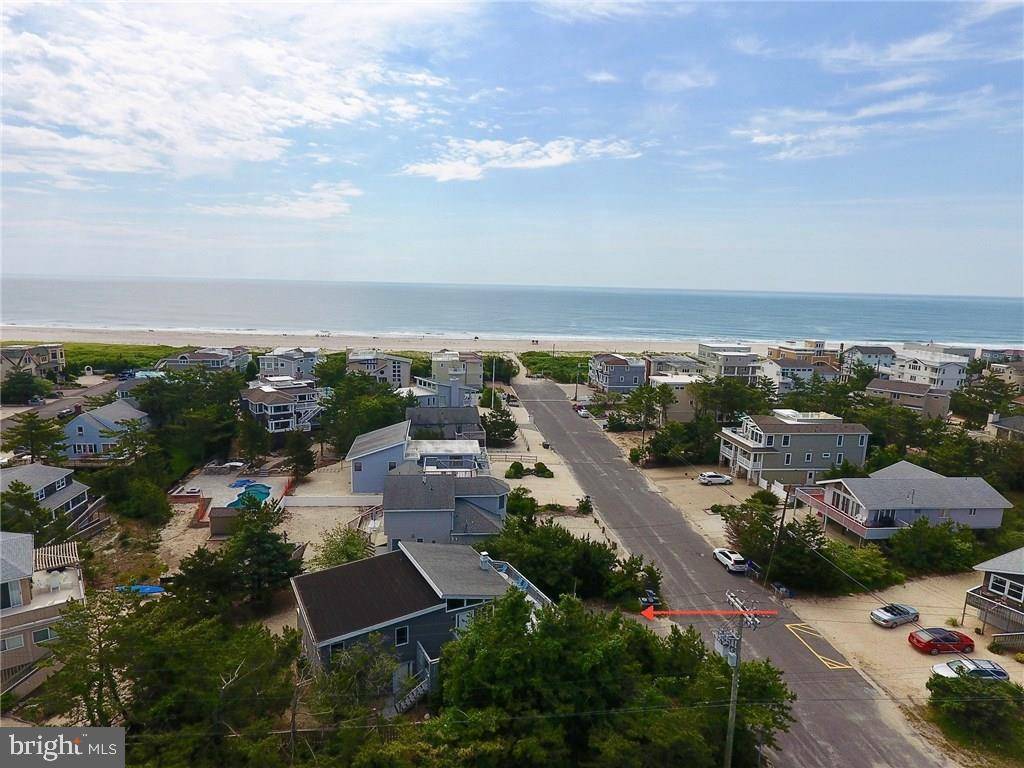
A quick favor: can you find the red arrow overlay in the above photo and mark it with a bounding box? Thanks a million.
[640,605,778,621]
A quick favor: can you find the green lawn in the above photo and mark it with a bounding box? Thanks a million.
[518,351,595,383]
[3,341,193,375]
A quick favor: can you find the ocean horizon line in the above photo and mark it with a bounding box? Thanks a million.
[2,272,1020,303]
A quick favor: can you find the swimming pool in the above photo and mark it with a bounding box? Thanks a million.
[227,483,273,508]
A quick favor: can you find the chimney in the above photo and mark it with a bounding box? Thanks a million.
[988,412,1000,426]
[73,403,83,415]
[479,551,490,570]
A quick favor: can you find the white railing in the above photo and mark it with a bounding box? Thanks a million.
[395,671,431,713]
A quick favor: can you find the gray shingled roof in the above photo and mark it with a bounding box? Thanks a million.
[869,461,943,480]
[841,477,1011,511]
[37,480,90,512]
[454,476,510,497]
[2,463,72,492]
[401,542,510,598]
[81,400,148,430]
[749,416,870,434]
[866,378,932,396]
[991,414,1024,432]
[406,406,481,427]
[848,346,895,356]
[973,547,1024,577]
[383,474,455,512]
[346,420,411,460]
[0,531,34,581]
[452,500,502,536]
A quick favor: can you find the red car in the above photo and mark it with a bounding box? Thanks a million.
[908,628,975,655]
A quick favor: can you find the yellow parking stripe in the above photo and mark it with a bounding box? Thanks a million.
[785,623,853,670]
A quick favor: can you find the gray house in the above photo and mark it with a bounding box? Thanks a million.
[291,542,550,708]
[62,401,149,463]
[1,464,91,531]
[347,420,487,494]
[346,350,412,388]
[865,377,950,420]
[588,354,647,393]
[842,345,895,379]
[258,347,322,380]
[410,375,479,408]
[406,406,485,443]
[383,471,509,549]
[798,461,1012,542]
[964,546,1024,634]
[718,409,870,485]
[157,346,250,372]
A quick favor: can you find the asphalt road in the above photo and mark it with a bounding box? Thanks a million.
[0,378,121,436]
[515,377,950,768]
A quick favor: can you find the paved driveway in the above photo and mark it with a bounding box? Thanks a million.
[0,378,121,435]
[515,377,950,768]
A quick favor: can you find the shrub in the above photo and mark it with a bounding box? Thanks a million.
[927,672,1024,739]
[518,352,590,384]
[116,479,171,524]
[823,540,904,592]
[505,461,525,480]
[750,489,780,508]
[989,641,1005,655]
[945,617,961,627]
[1015,652,1024,664]
[533,461,554,478]
[628,447,642,464]
[576,496,594,515]
[888,519,977,574]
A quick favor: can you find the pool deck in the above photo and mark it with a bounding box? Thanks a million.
[179,472,289,509]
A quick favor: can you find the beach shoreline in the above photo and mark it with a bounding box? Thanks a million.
[3,323,1008,356]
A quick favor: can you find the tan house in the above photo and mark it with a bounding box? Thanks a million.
[648,373,701,424]
[766,340,841,365]
[864,377,951,420]
[1,343,66,380]
[1,532,84,696]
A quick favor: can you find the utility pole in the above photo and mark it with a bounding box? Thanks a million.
[491,355,497,409]
[761,486,792,588]
[574,362,580,401]
[721,591,762,768]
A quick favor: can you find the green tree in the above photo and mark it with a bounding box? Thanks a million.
[2,410,67,463]
[645,416,720,465]
[307,524,374,571]
[222,498,301,605]
[690,375,770,422]
[244,358,259,381]
[313,352,349,387]
[0,479,70,542]
[0,369,49,404]
[319,374,410,453]
[720,500,778,566]
[99,418,154,465]
[116,478,172,523]
[625,384,659,450]
[950,376,1019,428]
[888,519,976,573]
[819,460,870,480]
[481,404,518,446]
[483,355,520,384]
[171,547,239,615]
[312,632,397,721]
[652,382,677,424]
[283,429,316,479]
[238,415,271,467]
[927,671,1024,740]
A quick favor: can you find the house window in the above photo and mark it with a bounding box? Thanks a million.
[388,461,398,471]
[76,426,84,436]
[55,476,66,491]
[498,495,506,510]
[395,626,409,647]
[781,435,790,447]
[836,453,844,465]
[804,452,812,463]
[822,453,831,460]
[1,580,24,609]
[32,627,58,644]
[0,634,25,652]
[353,462,363,472]
[765,435,774,447]
[858,435,867,447]
[836,435,844,447]
[784,453,792,466]
[968,508,977,516]
[34,488,46,502]
[633,376,639,384]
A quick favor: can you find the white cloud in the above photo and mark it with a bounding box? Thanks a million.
[402,136,641,181]
[191,182,363,219]
[732,35,770,56]
[849,73,936,96]
[642,67,716,92]
[535,1,694,23]
[585,70,622,84]
[1,3,473,184]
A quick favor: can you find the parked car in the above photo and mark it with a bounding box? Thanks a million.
[638,589,661,608]
[712,548,748,573]
[908,628,975,655]
[698,472,733,485]
[869,603,920,628]
[577,408,591,418]
[931,658,1009,681]
[56,407,74,419]
[28,396,44,405]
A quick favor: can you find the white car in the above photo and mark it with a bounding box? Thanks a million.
[931,658,1009,681]
[713,548,748,573]
[577,408,591,418]
[698,472,733,485]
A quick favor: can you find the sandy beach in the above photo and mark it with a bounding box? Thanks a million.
[2,324,779,355]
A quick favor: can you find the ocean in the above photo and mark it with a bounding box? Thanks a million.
[2,275,1022,345]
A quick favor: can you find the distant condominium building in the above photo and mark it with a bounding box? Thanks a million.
[259,347,322,380]
[884,350,967,392]
[588,354,647,394]
[695,343,760,385]
[766,339,841,365]
[903,342,977,360]
[643,354,702,378]
[431,350,484,391]
[346,349,412,388]
[718,409,870,486]
[157,346,251,372]
[240,376,327,433]
[864,378,951,420]
[841,345,895,379]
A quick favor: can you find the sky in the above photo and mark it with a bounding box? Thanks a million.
[2,1,1022,297]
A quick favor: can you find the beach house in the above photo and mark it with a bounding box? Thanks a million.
[760,358,841,394]
[647,373,701,424]
[963,546,1024,636]
[695,343,761,385]
[1,464,93,532]
[239,376,327,434]
[864,378,951,419]
[841,345,895,379]
[883,350,968,391]
[0,344,66,380]
[258,347,322,379]
[718,409,870,485]
[383,470,510,549]
[406,406,486,443]
[766,339,841,365]
[431,350,484,391]
[156,346,251,372]
[797,461,1011,542]
[291,542,550,710]
[588,354,647,393]
[346,349,412,388]
[1,532,85,697]
[62,400,150,464]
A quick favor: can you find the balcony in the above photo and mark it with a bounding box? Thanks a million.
[964,585,1024,633]
[794,487,902,540]
[717,428,776,451]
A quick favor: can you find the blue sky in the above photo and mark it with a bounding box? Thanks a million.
[2,1,1022,296]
